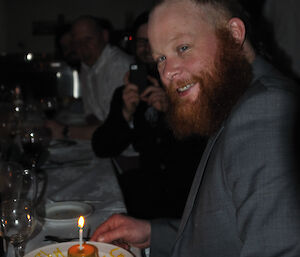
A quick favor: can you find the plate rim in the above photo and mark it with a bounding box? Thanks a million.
[40,201,94,222]
[24,241,134,257]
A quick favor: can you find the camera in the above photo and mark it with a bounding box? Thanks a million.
[129,63,149,93]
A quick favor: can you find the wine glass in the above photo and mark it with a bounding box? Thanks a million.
[40,97,58,120]
[20,126,51,169]
[0,161,37,205]
[0,199,36,257]
[0,103,19,139]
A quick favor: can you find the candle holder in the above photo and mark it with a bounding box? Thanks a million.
[68,243,99,257]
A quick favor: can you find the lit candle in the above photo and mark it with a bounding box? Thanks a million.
[78,216,85,250]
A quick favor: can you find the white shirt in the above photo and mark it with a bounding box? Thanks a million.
[80,44,133,121]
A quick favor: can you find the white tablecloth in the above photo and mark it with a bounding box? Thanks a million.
[5,139,141,257]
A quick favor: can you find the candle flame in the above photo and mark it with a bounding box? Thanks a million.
[78,216,85,228]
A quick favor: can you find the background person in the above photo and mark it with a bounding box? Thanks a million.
[46,15,133,140]
[91,0,300,256]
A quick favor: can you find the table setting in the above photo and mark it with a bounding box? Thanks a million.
[1,138,142,257]
[0,88,143,257]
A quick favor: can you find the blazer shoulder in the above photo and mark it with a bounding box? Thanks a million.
[256,73,299,95]
[232,73,299,119]
[221,72,300,145]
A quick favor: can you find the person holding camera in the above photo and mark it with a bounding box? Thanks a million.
[91,11,207,219]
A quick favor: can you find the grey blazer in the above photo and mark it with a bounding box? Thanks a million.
[150,57,300,257]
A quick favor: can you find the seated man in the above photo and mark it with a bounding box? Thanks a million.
[46,16,133,140]
[91,0,300,256]
[91,11,207,219]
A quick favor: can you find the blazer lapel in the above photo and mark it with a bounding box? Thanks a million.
[176,126,224,237]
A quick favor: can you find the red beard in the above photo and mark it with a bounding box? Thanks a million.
[165,28,253,138]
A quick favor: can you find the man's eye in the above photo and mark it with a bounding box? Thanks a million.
[179,45,189,53]
[157,56,166,63]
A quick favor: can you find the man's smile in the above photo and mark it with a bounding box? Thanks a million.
[177,83,195,93]
[174,81,199,99]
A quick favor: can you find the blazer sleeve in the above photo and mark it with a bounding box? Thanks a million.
[223,79,300,256]
[91,86,134,157]
[150,218,180,257]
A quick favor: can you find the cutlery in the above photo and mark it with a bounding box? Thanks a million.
[49,139,77,148]
[48,158,92,165]
[43,158,92,169]
[44,235,89,243]
[44,162,90,169]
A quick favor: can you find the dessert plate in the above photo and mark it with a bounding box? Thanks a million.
[40,201,93,223]
[24,241,135,257]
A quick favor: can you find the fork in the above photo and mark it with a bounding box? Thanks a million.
[44,235,89,243]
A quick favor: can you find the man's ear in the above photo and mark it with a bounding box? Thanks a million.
[227,17,246,45]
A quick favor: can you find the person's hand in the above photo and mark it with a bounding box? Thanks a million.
[141,76,168,113]
[44,120,64,139]
[91,214,151,250]
[122,72,140,122]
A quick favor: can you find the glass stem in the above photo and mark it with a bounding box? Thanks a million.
[1,237,8,257]
[14,244,25,257]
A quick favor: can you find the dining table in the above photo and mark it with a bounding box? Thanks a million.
[4,138,142,257]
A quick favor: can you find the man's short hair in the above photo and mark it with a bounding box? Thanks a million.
[132,11,149,40]
[73,15,113,34]
[151,0,262,53]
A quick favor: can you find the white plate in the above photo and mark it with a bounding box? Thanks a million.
[24,241,135,257]
[41,201,93,223]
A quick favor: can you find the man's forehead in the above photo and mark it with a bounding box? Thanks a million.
[136,23,148,37]
[148,1,208,43]
[72,20,98,36]
[149,0,205,30]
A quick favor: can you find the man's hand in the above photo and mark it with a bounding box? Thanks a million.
[141,76,168,113]
[122,72,140,122]
[91,214,151,250]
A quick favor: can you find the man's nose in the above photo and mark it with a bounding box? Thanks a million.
[162,58,180,81]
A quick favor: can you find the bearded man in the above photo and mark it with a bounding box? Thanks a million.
[91,0,300,256]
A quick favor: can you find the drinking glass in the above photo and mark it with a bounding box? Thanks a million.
[0,103,18,139]
[0,199,36,257]
[20,126,51,169]
[0,161,37,205]
[40,97,58,120]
